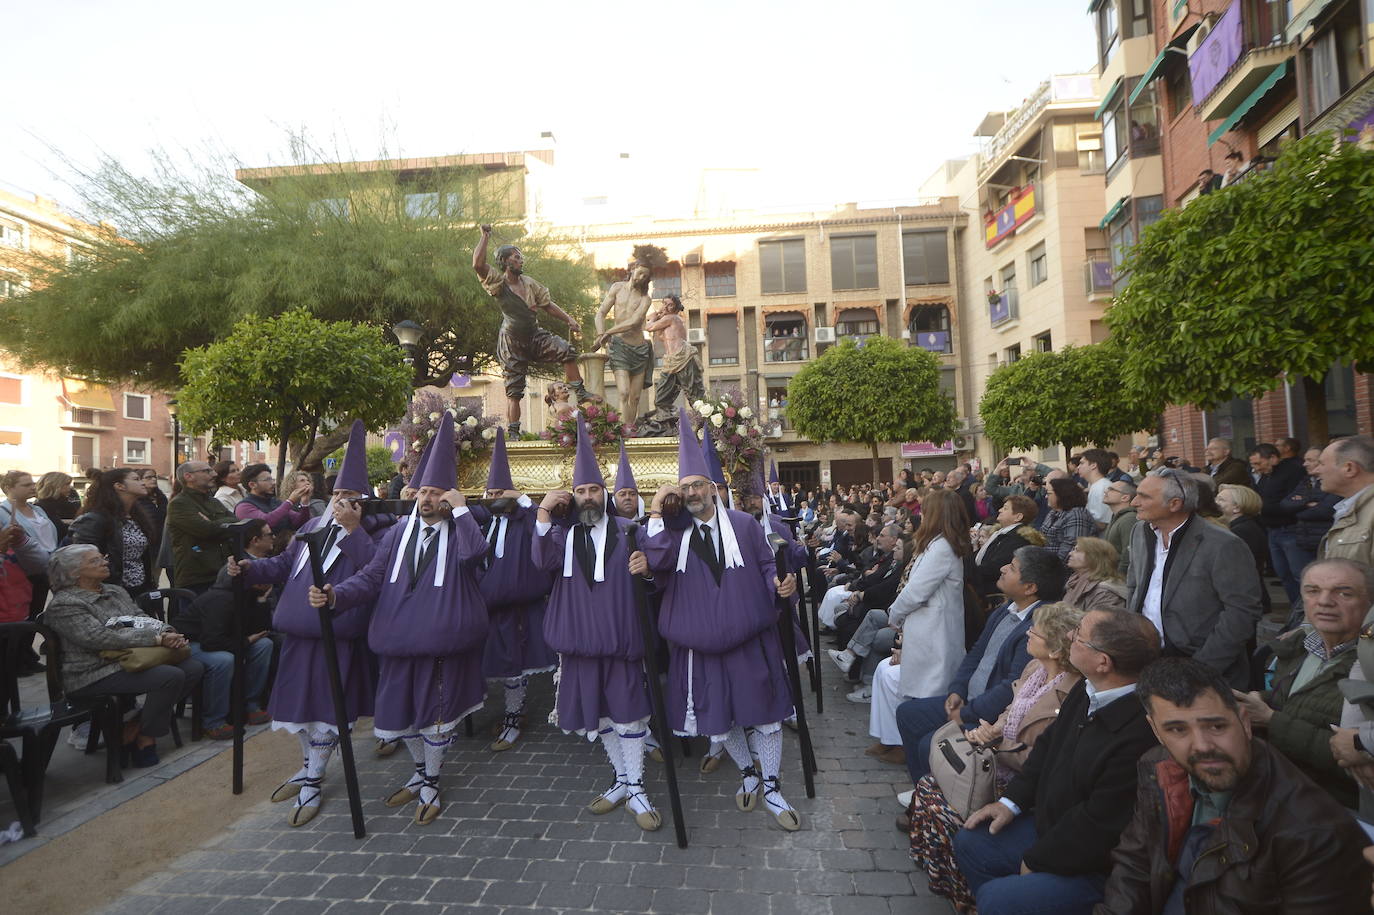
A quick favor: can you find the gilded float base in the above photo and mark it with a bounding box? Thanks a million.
[458,437,685,495]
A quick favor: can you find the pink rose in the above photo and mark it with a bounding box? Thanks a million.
[585,404,600,418]
[725,407,736,418]
[607,411,619,423]
[730,434,743,445]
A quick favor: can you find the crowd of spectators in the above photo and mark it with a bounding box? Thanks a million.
[806,434,1374,912]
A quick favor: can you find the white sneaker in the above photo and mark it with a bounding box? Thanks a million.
[67,721,91,748]
[845,686,872,704]
[896,788,914,808]
[827,649,856,672]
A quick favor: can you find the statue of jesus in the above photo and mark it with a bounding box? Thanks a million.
[593,259,655,426]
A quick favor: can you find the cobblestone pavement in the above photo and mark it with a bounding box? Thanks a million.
[98,662,951,915]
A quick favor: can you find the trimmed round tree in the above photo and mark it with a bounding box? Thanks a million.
[177,310,413,479]
[1107,132,1374,442]
[979,344,1162,454]
[787,336,957,483]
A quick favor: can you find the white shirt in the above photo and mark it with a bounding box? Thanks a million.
[1142,520,1183,646]
[1333,484,1374,522]
[1085,681,1137,716]
[1086,478,1111,526]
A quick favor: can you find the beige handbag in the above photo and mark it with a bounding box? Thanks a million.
[927,719,1019,821]
[100,645,190,673]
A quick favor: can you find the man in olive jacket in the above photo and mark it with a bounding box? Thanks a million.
[168,460,236,594]
[1097,657,1369,914]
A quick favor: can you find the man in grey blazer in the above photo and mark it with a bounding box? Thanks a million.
[1126,468,1263,688]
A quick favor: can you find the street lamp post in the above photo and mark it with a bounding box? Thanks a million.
[392,320,424,370]
[167,398,181,477]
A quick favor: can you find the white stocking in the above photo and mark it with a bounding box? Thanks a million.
[420,733,450,805]
[400,734,426,792]
[497,676,527,744]
[706,735,726,759]
[287,730,310,784]
[755,728,795,815]
[295,730,338,809]
[720,726,753,771]
[618,726,653,816]
[598,726,629,804]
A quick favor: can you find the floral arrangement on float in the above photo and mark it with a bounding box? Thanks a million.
[689,388,768,474]
[398,389,501,456]
[544,401,626,452]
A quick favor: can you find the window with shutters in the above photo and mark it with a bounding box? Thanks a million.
[902,230,950,285]
[706,314,739,365]
[829,234,878,290]
[759,239,806,294]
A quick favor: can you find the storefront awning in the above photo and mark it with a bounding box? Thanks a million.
[62,377,114,411]
[1093,78,1123,121]
[1207,61,1291,146]
[1099,196,1129,230]
[1129,25,1199,105]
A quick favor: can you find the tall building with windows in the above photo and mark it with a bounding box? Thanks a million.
[0,185,270,479]
[563,200,969,487]
[942,74,1107,467]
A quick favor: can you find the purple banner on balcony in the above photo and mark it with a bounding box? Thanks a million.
[1092,259,1113,290]
[989,295,1012,325]
[915,331,950,353]
[1190,2,1242,105]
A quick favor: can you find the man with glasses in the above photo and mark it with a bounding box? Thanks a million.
[633,410,802,830]
[954,609,1161,914]
[1102,478,1138,576]
[1127,469,1262,688]
[167,461,238,595]
[234,462,311,535]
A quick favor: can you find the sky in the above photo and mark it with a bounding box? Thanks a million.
[5,0,1096,221]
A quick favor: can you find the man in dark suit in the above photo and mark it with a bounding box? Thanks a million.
[894,546,1067,787]
[953,609,1162,914]
[1203,438,1252,488]
[1127,469,1262,688]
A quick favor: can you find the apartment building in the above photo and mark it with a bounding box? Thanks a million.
[0,186,271,480]
[561,200,969,487]
[943,74,1107,468]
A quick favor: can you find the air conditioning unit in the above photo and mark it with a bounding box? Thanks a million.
[683,252,703,266]
[1186,18,1212,55]
[815,326,836,344]
[687,328,706,345]
[952,433,977,452]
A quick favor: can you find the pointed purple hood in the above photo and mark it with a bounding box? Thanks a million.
[614,439,637,493]
[414,412,457,491]
[572,414,604,488]
[486,426,514,491]
[677,408,710,481]
[333,420,371,495]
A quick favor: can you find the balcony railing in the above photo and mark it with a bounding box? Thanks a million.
[911,330,953,354]
[1084,258,1114,295]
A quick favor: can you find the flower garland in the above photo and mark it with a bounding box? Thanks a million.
[398,389,501,457]
[543,401,626,452]
[689,387,767,475]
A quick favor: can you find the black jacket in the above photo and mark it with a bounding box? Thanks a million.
[1255,457,1306,529]
[1000,679,1159,876]
[1274,475,1338,552]
[1227,515,1271,612]
[171,565,275,651]
[973,524,1032,599]
[68,509,155,592]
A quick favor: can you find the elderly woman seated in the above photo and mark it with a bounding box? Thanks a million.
[905,601,1083,911]
[40,544,205,767]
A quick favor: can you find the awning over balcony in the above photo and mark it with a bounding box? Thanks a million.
[62,377,114,411]
[1286,0,1339,41]
[1207,60,1291,145]
[1093,78,1123,120]
[1100,196,1129,230]
[1129,24,1201,105]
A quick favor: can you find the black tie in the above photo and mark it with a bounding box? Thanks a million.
[575,524,596,585]
[322,524,340,557]
[485,517,501,569]
[414,526,436,578]
[700,523,722,575]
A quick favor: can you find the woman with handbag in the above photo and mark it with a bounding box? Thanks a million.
[906,601,1083,911]
[69,468,158,600]
[2,470,60,674]
[39,544,204,767]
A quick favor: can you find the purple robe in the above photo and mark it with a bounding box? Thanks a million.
[470,503,557,679]
[533,515,651,733]
[642,507,793,736]
[330,508,490,735]
[243,515,384,729]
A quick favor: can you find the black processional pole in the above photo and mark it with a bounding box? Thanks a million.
[625,524,688,848]
[225,519,260,796]
[297,525,367,839]
[767,533,817,798]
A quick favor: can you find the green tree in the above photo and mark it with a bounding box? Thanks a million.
[786,336,956,483]
[1107,132,1374,442]
[177,310,412,481]
[325,444,398,487]
[979,344,1162,454]
[0,141,598,391]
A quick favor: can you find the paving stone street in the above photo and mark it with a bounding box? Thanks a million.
[93,664,951,915]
